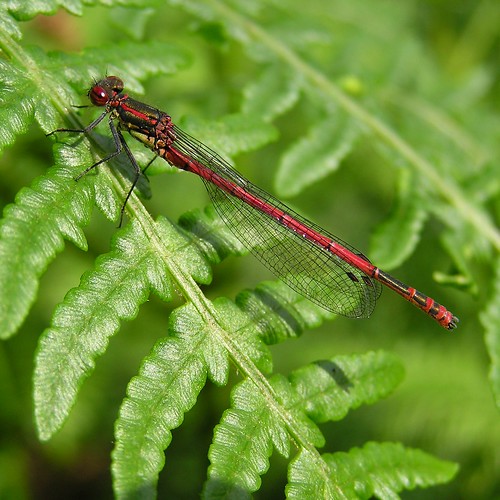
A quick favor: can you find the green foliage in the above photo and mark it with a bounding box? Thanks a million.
[370,169,428,269]
[202,352,405,496]
[34,216,212,439]
[274,112,359,198]
[0,0,498,498]
[481,256,500,408]
[288,443,458,499]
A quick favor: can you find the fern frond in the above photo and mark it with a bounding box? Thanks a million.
[288,442,458,499]
[480,256,500,409]
[177,113,278,161]
[112,298,273,497]
[370,169,428,269]
[0,59,55,152]
[275,112,359,198]
[204,351,405,496]
[242,65,303,123]
[0,9,21,38]
[0,146,92,339]
[235,280,334,344]
[4,0,162,20]
[34,215,212,439]
[45,40,191,95]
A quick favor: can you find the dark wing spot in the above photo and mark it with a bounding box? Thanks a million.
[346,271,359,282]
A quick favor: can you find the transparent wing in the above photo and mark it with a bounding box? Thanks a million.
[172,126,382,318]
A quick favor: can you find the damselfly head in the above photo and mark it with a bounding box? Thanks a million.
[88,76,124,107]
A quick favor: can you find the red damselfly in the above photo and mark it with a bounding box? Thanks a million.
[48,76,458,330]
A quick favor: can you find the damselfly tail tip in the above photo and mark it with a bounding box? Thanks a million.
[447,314,459,331]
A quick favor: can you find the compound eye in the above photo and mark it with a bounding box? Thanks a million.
[89,85,109,106]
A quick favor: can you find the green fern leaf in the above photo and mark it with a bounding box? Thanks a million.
[235,280,334,345]
[0,8,21,38]
[111,286,335,497]
[34,216,212,440]
[205,351,404,496]
[178,113,278,160]
[0,137,147,340]
[0,61,46,152]
[288,442,458,499]
[204,378,294,497]
[288,351,404,422]
[480,256,500,409]
[436,228,477,291]
[370,169,427,269]
[108,6,157,40]
[46,40,190,95]
[242,65,303,122]
[0,38,190,339]
[275,112,358,198]
[0,41,189,148]
[112,298,272,498]
[0,145,94,340]
[4,0,162,20]
[179,204,248,262]
[5,1,83,19]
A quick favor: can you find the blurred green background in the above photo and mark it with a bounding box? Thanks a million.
[0,0,498,498]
